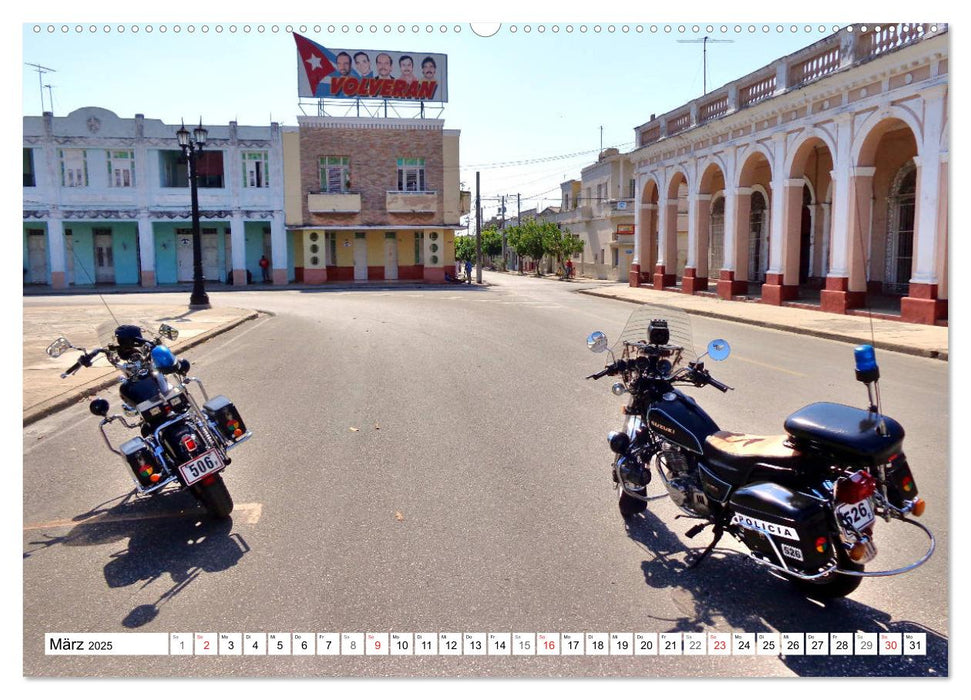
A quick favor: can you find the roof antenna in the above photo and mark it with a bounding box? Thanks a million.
[25,62,56,112]
[675,35,735,95]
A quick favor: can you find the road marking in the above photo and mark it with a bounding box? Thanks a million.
[24,502,263,531]
[733,356,807,377]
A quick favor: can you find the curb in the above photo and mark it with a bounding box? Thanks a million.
[22,311,261,427]
[575,288,948,362]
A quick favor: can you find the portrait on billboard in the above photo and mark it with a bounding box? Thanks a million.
[294,34,448,102]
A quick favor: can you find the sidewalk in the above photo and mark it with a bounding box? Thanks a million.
[23,303,258,426]
[567,278,948,361]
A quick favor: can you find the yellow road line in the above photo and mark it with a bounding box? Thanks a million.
[733,356,807,377]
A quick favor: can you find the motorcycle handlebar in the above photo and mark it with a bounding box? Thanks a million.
[707,376,731,393]
[60,348,104,378]
[586,365,614,380]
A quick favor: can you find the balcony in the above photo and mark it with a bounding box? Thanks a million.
[386,190,437,213]
[308,192,361,213]
[607,199,634,215]
[634,23,948,147]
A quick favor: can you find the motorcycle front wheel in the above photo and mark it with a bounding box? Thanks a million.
[787,551,863,599]
[190,474,234,519]
[619,486,648,518]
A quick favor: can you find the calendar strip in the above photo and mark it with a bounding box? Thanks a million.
[45,632,927,656]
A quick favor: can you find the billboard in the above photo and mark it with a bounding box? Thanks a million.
[294,34,448,103]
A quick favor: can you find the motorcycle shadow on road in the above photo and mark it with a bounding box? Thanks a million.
[24,488,250,629]
[623,509,946,677]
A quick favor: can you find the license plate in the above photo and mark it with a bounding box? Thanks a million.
[178,449,225,486]
[836,498,875,532]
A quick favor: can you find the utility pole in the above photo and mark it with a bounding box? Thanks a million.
[676,35,734,95]
[499,195,506,268]
[475,171,482,284]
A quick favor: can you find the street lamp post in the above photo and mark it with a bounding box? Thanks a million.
[177,120,211,309]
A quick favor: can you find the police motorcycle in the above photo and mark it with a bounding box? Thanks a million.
[46,323,250,519]
[585,304,934,598]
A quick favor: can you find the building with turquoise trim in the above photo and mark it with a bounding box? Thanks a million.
[24,107,289,289]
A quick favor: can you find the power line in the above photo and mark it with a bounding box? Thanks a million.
[461,141,634,170]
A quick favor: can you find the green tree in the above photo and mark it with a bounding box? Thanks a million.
[548,226,584,266]
[481,227,503,259]
[454,234,476,262]
[507,219,562,276]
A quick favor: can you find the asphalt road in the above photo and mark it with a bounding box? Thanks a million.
[22,272,949,678]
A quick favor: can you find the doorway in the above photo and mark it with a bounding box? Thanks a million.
[353,233,368,280]
[93,228,114,284]
[384,232,398,280]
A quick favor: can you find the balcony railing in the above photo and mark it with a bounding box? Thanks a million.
[386,190,437,213]
[789,44,840,88]
[635,24,947,147]
[308,191,361,213]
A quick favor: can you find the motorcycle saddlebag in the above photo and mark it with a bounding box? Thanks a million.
[120,437,164,488]
[729,481,833,573]
[204,395,247,443]
[884,453,919,508]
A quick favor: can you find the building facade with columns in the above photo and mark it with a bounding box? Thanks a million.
[23,107,288,289]
[629,24,948,324]
[284,116,467,283]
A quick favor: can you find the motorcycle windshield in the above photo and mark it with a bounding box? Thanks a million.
[611,303,696,368]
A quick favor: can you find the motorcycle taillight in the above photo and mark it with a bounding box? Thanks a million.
[180,434,198,452]
[835,470,876,504]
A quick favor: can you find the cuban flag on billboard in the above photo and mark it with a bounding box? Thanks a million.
[294,33,337,98]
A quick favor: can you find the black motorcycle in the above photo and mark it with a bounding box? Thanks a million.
[46,322,251,519]
[586,304,934,598]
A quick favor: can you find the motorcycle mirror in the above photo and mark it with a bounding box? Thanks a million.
[89,398,110,417]
[587,331,609,353]
[46,337,73,359]
[707,339,731,362]
[611,383,628,396]
[158,324,179,341]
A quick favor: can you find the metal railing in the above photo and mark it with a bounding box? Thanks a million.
[635,24,946,147]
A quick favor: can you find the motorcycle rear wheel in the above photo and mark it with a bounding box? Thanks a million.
[191,474,234,519]
[788,551,863,599]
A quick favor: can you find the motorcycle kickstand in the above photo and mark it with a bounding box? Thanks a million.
[686,524,724,570]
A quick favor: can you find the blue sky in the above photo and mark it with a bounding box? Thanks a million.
[19,12,866,222]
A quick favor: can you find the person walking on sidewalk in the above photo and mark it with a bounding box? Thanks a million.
[259,255,270,283]
[464,259,473,284]
[565,259,574,280]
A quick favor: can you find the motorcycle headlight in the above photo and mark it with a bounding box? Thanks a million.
[608,431,631,455]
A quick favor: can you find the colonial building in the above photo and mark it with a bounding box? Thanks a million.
[554,148,637,281]
[284,116,468,283]
[23,107,287,289]
[629,24,948,324]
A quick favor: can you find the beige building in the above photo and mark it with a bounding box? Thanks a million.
[629,24,948,324]
[284,117,468,283]
[554,149,637,281]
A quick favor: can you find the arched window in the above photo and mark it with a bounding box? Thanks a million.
[885,161,917,295]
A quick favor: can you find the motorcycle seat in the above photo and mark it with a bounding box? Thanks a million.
[702,431,803,486]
